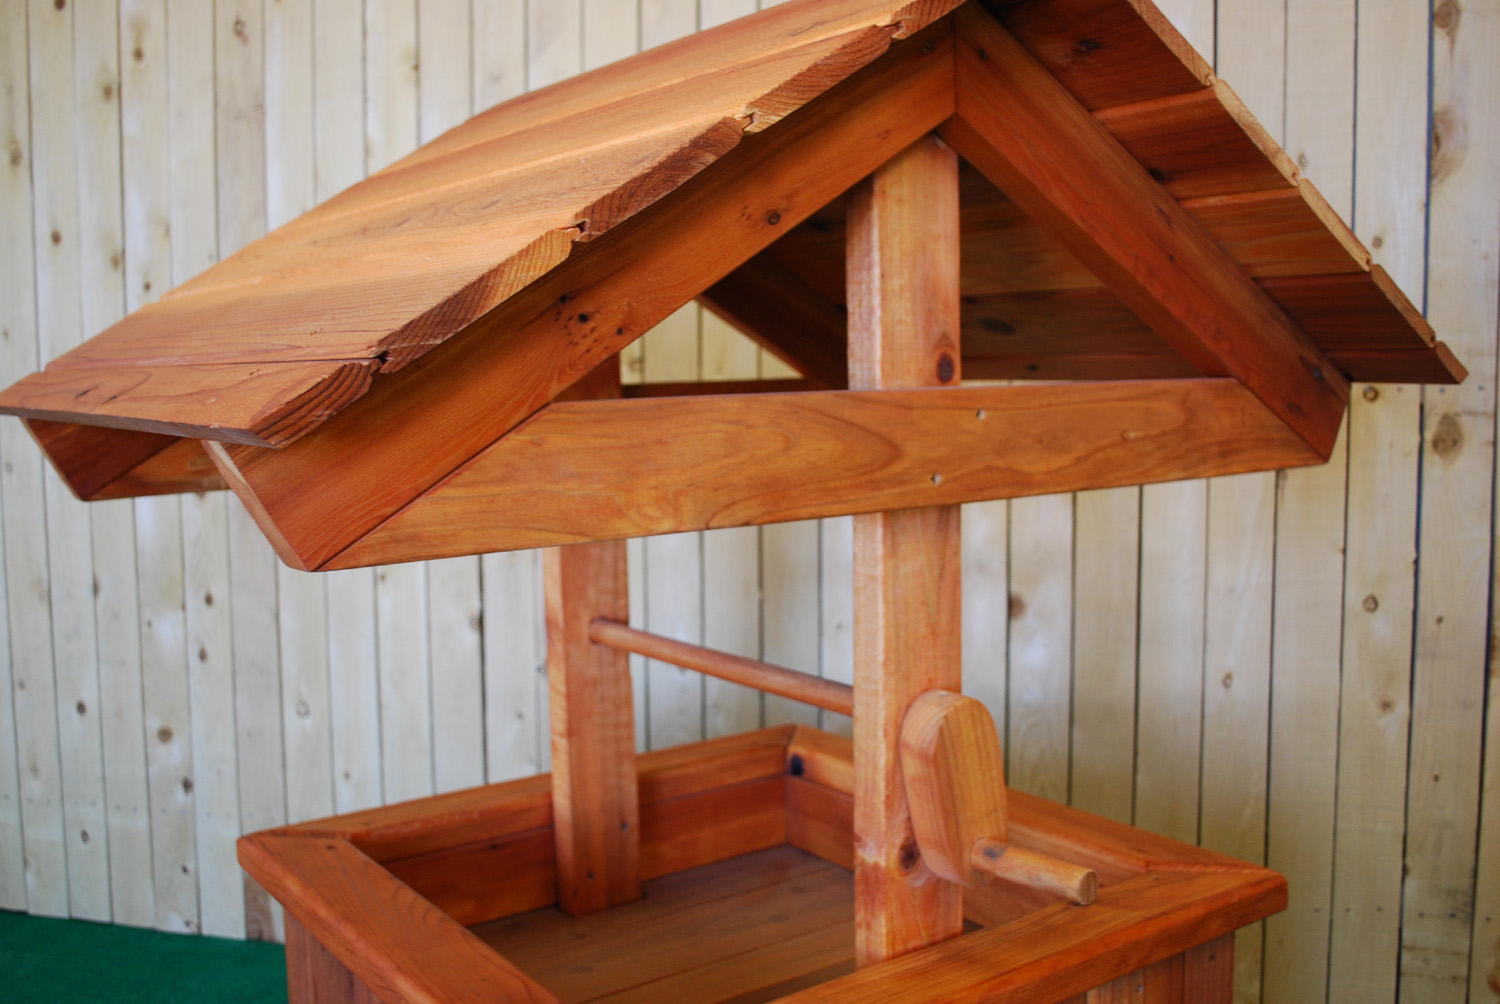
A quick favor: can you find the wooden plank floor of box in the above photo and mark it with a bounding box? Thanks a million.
[241,727,1282,1004]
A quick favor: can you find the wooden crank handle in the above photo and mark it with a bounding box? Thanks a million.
[969,837,1098,906]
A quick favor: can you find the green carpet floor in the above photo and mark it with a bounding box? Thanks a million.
[0,909,286,1003]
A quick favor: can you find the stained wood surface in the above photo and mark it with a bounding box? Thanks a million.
[473,846,856,1004]
[943,5,1346,456]
[207,24,957,571]
[544,539,641,916]
[286,914,387,1004]
[328,380,1324,567]
[253,728,1274,1004]
[590,619,855,716]
[0,0,961,447]
[900,690,1009,885]
[848,134,965,967]
[240,833,563,1004]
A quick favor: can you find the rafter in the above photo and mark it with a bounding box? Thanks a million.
[939,4,1348,455]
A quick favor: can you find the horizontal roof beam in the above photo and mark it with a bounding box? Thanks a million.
[322,379,1325,568]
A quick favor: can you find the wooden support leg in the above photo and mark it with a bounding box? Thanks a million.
[545,539,640,916]
[848,133,965,966]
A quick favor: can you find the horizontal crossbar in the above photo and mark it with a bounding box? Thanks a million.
[589,619,854,716]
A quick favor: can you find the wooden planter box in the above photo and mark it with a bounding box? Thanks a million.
[241,725,1284,1004]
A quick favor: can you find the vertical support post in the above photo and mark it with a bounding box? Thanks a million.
[848,133,964,966]
[544,363,641,917]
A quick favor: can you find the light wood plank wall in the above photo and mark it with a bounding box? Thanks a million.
[0,2,1495,1001]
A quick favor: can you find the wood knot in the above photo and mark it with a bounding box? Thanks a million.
[1433,0,1460,32]
[1074,38,1104,55]
[897,839,920,873]
[1362,594,1379,613]
[936,353,955,383]
[1008,593,1025,619]
[157,726,174,743]
[1363,386,1379,402]
[1431,413,1462,460]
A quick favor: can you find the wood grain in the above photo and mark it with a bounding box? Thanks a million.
[328,380,1325,566]
[849,133,965,968]
[899,690,1008,885]
[208,25,957,571]
[544,539,640,916]
[239,833,562,1004]
[697,252,848,389]
[1093,79,1298,199]
[943,5,1348,456]
[590,618,855,716]
[988,0,1214,110]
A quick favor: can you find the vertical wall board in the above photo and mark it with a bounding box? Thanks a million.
[327,568,381,811]
[1405,1,1500,999]
[704,526,763,738]
[636,0,702,755]
[1202,472,1275,1003]
[1267,1,1356,998]
[26,0,87,922]
[1265,422,1349,1004]
[1006,495,1072,803]
[428,557,484,793]
[417,0,471,144]
[164,0,225,939]
[181,496,240,940]
[628,535,648,753]
[820,515,854,739]
[279,566,333,822]
[1329,383,1423,1004]
[1152,0,1214,55]
[750,0,820,739]
[642,303,705,750]
[216,0,285,943]
[71,0,134,924]
[961,499,1008,751]
[1328,0,1433,996]
[473,0,526,111]
[1134,479,1207,845]
[528,0,582,90]
[645,530,705,748]
[699,0,771,744]
[584,0,640,77]
[0,0,44,915]
[0,470,19,909]
[309,0,375,820]
[481,551,543,781]
[111,0,172,931]
[418,2,484,799]
[265,0,313,225]
[1206,10,1285,999]
[266,0,333,832]
[470,1,544,788]
[763,520,821,728]
[144,488,198,936]
[1070,487,1139,825]
[366,0,431,810]
[376,562,433,802]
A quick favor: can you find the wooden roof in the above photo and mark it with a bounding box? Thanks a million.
[0,0,1463,571]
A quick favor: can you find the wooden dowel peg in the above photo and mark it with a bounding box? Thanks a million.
[589,618,855,716]
[970,837,1098,905]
